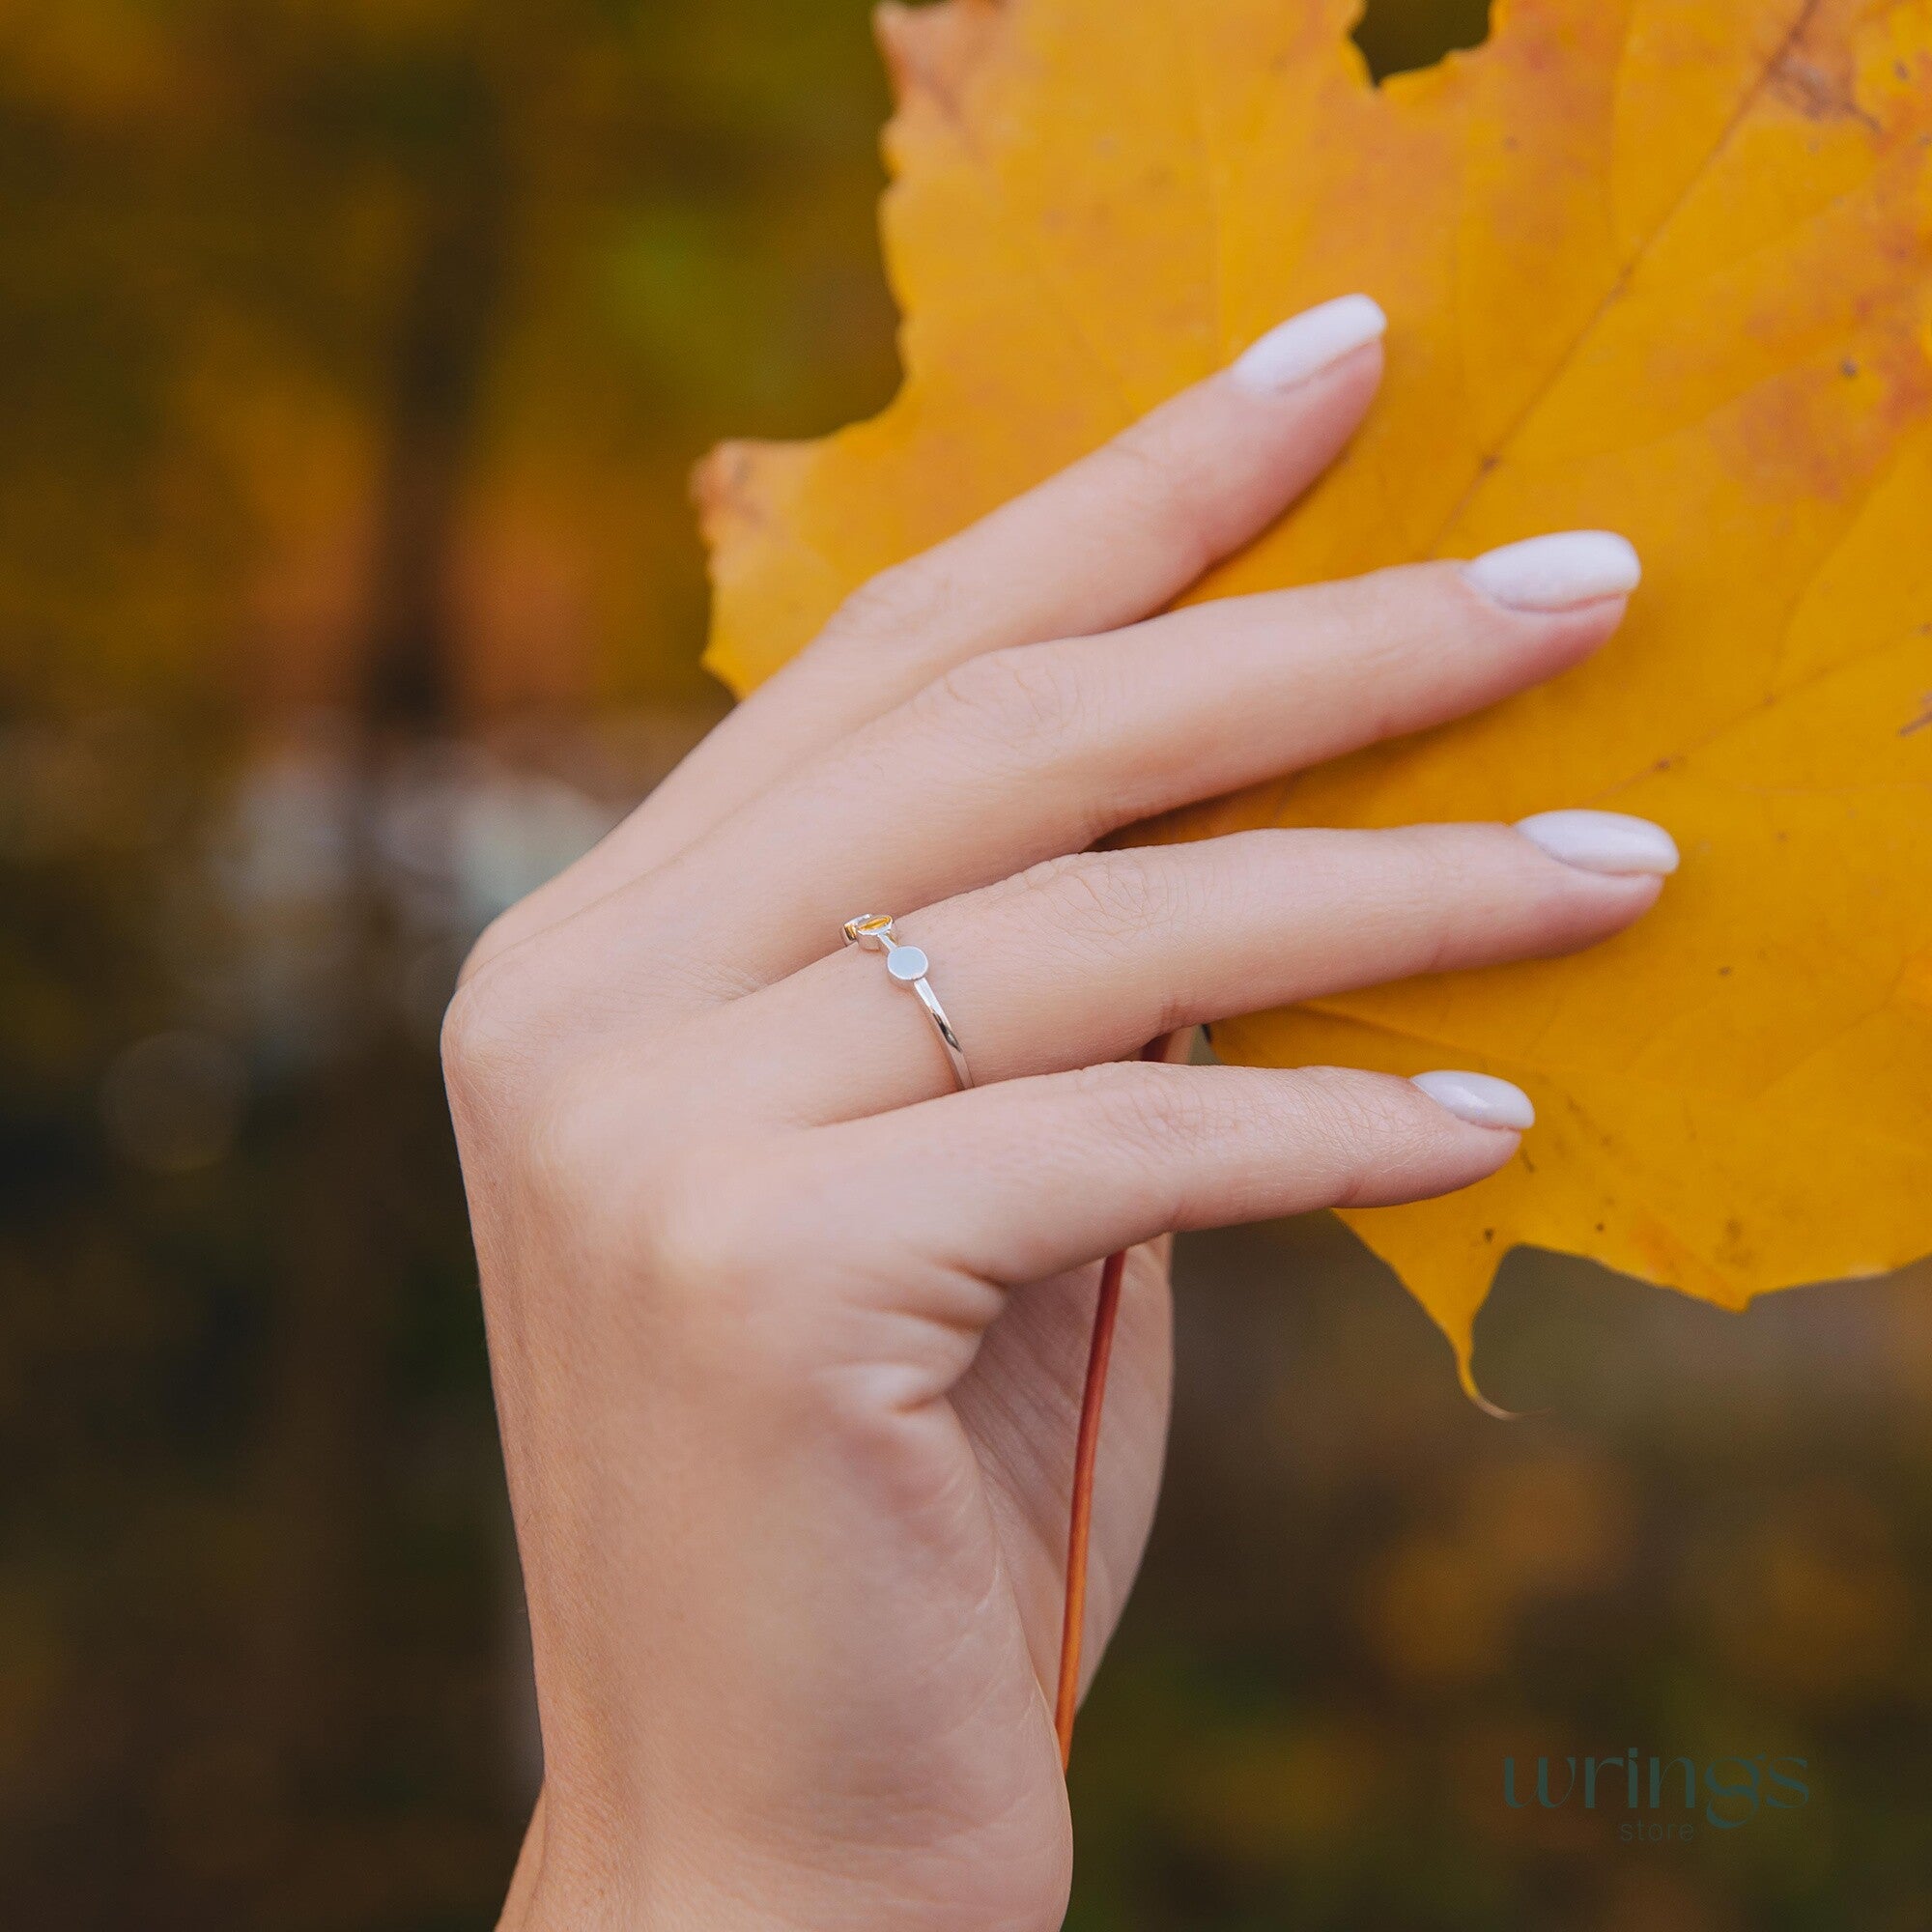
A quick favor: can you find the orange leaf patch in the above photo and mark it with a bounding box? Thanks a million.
[699,0,1932,1394]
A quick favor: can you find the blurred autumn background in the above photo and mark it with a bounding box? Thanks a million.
[4,0,1929,1926]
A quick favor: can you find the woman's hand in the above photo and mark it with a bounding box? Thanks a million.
[444,294,1676,1932]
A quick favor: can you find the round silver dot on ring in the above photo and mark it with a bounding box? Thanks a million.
[843,913,972,1090]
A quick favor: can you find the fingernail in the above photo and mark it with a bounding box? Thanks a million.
[1516,809,1680,877]
[1463,531,1641,611]
[1412,1070,1536,1131]
[1229,294,1387,393]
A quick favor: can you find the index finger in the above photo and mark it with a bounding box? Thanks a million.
[472,296,1388,974]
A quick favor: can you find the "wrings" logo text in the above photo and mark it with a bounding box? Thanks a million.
[1504,1751,1809,1841]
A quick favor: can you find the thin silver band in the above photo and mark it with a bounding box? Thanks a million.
[842,914,973,1091]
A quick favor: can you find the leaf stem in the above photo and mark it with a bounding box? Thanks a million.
[1055,1240,1127,1768]
[1055,1034,1172,1770]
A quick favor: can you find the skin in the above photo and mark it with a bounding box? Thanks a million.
[444,334,1665,1931]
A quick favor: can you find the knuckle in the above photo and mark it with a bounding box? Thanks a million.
[823,557,949,650]
[1382,823,1534,972]
[516,1065,644,1229]
[1391,819,1497,883]
[440,935,608,1117]
[640,1166,763,1300]
[1385,827,1489,966]
[440,965,542,1109]
[1013,846,1187,945]
[1079,1061,1215,1150]
[439,978,490,1085]
[1293,1064,1407,1138]
[925,644,1093,758]
[1287,1067,1437,1205]
[515,1094,744,1294]
[1093,428,1213,574]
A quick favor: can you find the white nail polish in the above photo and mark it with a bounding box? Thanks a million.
[1228,294,1387,393]
[1516,809,1680,877]
[1411,1070,1536,1131]
[1463,531,1641,611]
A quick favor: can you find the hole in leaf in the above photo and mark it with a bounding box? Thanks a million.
[1351,0,1493,82]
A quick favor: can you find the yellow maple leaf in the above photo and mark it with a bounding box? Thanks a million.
[698,0,1932,1397]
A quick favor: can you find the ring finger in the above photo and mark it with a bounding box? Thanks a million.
[688,812,1678,1127]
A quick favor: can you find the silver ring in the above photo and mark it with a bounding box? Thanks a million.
[842,913,973,1091]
